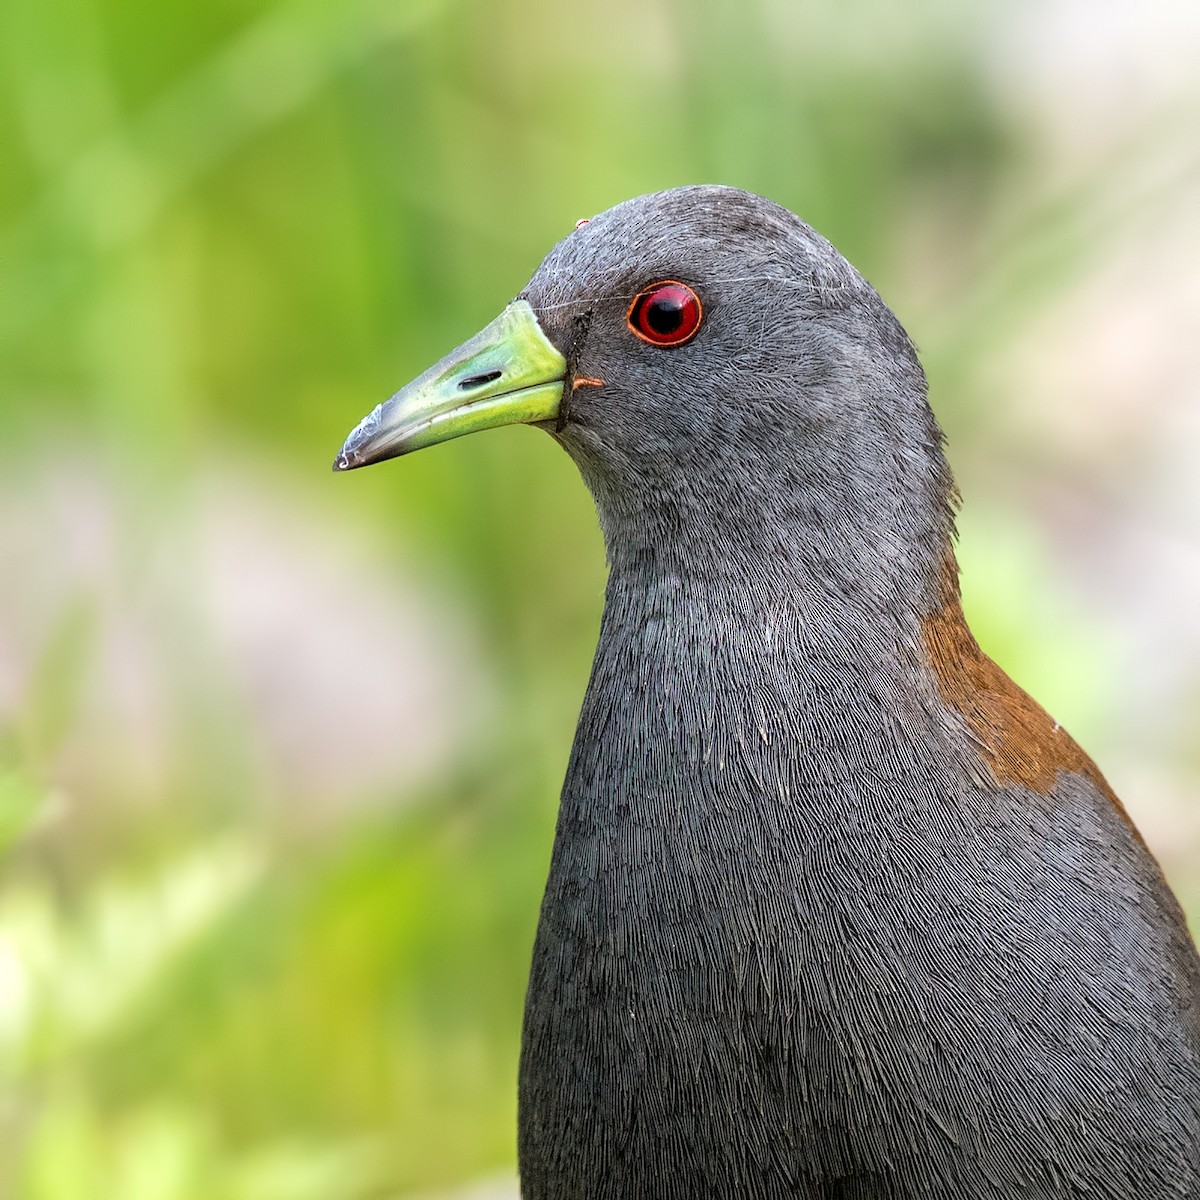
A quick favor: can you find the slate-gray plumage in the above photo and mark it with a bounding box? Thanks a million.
[337,187,1200,1198]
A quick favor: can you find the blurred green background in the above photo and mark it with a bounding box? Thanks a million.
[2,1,1198,1196]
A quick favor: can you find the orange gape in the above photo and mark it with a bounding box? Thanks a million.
[921,549,1142,839]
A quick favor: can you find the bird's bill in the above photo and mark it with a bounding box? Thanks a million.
[333,299,566,471]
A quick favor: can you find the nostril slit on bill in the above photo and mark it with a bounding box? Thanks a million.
[459,370,502,391]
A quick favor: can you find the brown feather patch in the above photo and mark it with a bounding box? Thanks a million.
[922,551,1142,841]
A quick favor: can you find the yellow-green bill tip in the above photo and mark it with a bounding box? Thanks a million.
[334,299,566,471]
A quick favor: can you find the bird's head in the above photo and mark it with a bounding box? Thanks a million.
[336,186,955,601]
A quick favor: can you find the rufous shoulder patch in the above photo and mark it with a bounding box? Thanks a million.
[921,550,1141,841]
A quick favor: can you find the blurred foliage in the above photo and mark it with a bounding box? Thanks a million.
[1,0,1197,1196]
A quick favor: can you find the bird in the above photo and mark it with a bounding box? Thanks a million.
[335,186,1200,1199]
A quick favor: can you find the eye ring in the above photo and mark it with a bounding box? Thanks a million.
[626,281,703,348]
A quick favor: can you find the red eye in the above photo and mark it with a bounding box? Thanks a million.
[627,281,703,347]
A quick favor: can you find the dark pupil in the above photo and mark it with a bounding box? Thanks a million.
[645,292,685,335]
